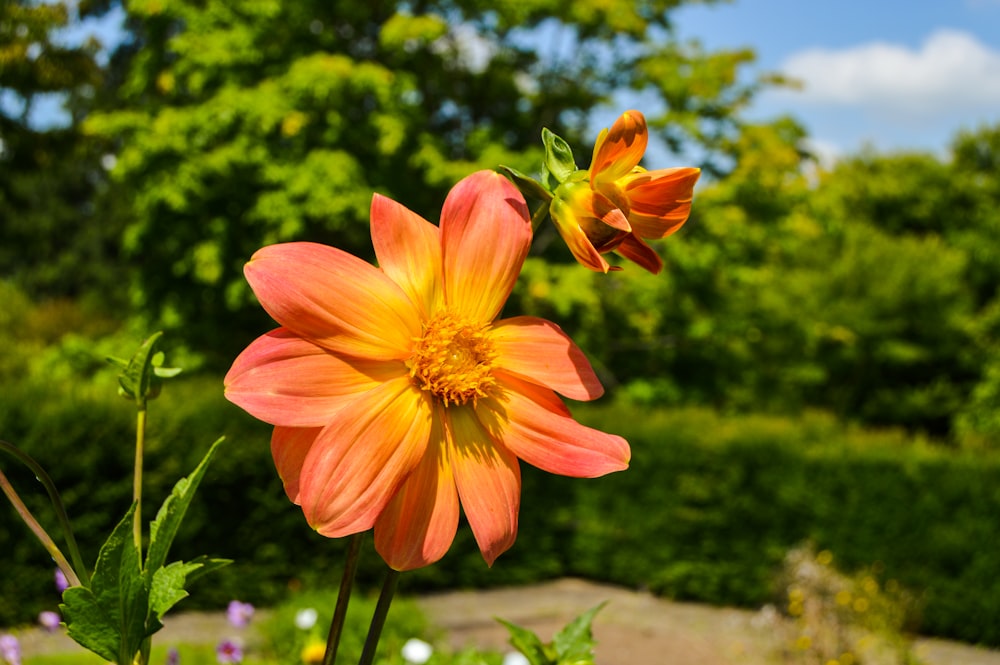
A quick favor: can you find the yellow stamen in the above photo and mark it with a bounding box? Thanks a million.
[408,311,498,406]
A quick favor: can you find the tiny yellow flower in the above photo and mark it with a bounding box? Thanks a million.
[301,640,326,664]
[835,590,852,606]
[816,550,834,566]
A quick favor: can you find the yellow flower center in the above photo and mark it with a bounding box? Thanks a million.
[408,311,498,406]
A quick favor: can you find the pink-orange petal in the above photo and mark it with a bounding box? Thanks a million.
[224,327,405,427]
[622,167,700,239]
[590,110,648,185]
[270,425,323,504]
[492,372,630,478]
[298,376,434,537]
[374,414,459,571]
[491,316,604,401]
[549,196,612,273]
[441,170,531,322]
[449,406,520,566]
[617,234,664,274]
[244,242,420,360]
[370,193,443,318]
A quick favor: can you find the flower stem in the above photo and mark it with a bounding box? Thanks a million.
[0,439,89,586]
[0,467,81,587]
[133,407,146,551]
[357,567,401,665]
[322,532,363,665]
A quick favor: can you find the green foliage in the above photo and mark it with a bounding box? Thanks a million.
[258,588,432,665]
[57,435,228,664]
[499,604,603,665]
[4,335,1000,647]
[0,1,124,301]
[75,0,768,362]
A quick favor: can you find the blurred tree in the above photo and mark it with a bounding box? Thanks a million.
[0,0,123,301]
[83,0,774,362]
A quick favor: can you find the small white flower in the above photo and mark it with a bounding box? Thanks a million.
[502,652,531,665]
[401,638,433,664]
[295,607,318,630]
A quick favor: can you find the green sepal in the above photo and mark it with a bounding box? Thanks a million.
[60,503,148,664]
[542,128,578,187]
[146,436,226,577]
[499,165,553,202]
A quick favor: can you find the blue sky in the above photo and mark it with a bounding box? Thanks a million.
[672,0,1000,161]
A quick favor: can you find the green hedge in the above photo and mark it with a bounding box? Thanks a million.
[570,406,1000,643]
[2,372,999,645]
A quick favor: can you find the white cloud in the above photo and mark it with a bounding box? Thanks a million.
[775,29,1000,119]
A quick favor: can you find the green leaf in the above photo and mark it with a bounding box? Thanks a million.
[60,504,149,664]
[497,618,554,665]
[542,128,578,186]
[499,165,554,202]
[145,437,226,578]
[59,587,119,662]
[552,603,605,664]
[148,556,231,634]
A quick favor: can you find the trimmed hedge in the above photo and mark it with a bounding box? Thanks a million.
[571,406,1000,643]
[2,375,999,645]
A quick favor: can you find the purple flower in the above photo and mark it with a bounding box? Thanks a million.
[166,646,180,665]
[226,600,255,628]
[38,610,61,632]
[216,639,243,664]
[54,568,69,593]
[0,634,20,665]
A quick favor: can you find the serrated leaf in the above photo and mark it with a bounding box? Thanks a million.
[497,618,553,665]
[542,128,577,185]
[552,602,605,663]
[59,587,119,662]
[500,165,553,202]
[60,504,149,664]
[145,437,225,578]
[147,556,231,634]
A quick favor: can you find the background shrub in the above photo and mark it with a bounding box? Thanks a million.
[3,361,999,645]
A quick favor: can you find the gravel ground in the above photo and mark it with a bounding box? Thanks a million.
[15,578,1000,665]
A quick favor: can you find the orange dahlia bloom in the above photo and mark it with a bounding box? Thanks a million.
[225,170,629,571]
[549,110,701,274]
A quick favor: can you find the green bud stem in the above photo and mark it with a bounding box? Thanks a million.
[133,407,146,551]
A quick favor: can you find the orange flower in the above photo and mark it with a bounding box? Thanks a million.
[549,110,701,273]
[225,171,629,571]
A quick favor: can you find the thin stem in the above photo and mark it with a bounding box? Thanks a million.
[133,407,146,551]
[0,467,81,587]
[322,533,364,665]
[357,568,401,665]
[0,439,89,586]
